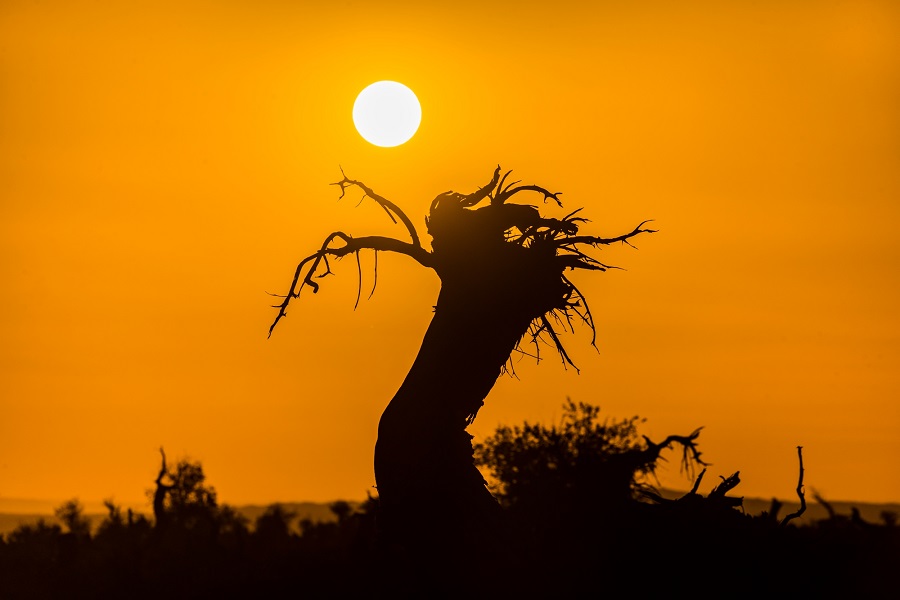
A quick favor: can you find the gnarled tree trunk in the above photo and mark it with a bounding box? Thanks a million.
[375,203,575,556]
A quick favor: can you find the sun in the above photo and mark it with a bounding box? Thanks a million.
[352,81,421,147]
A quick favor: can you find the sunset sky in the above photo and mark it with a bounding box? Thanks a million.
[2,0,898,511]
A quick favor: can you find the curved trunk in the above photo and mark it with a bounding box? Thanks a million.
[372,296,527,587]
[374,288,531,511]
[373,235,568,580]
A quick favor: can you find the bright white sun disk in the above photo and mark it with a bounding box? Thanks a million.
[353,81,421,147]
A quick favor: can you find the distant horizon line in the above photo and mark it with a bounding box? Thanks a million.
[2,490,898,515]
[0,496,363,514]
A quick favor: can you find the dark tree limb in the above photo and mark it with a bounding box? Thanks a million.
[368,250,378,300]
[558,220,658,250]
[332,168,423,248]
[464,165,502,206]
[153,447,173,528]
[268,234,434,337]
[538,314,578,373]
[707,471,744,509]
[428,167,565,215]
[561,275,597,345]
[494,183,563,207]
[428,166,502,213]
[688,468,707,495]
[780,446,807,526]
[710,471,741,498]
[642,427,707,476]
[354,250,363,310]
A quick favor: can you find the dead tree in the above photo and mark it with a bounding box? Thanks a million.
[153,447,174,529]
[268,166,655,563]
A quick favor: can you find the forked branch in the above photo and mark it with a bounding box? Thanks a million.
[642,428,708,476]
[429,166,564,213]
[332,168,423,248]
[559,220,658,251]
[268,233,434,337]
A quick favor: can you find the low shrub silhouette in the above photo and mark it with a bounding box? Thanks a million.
[474,399,703,511]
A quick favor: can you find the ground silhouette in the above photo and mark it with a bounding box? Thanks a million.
[1,411,897,599]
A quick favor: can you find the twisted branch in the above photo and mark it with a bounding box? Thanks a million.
[268,233,434,337]
[781,446,807,526]
[642,428,708,476]
[494,183,563,207]
[332,168,423,248]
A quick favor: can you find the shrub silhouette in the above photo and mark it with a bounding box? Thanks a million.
[474,399,703,512]
[53,499,91,538]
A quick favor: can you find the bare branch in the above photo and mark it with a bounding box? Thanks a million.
[558,255,608,272]
[687,468,707,495]
[539,314,579,373]
[495,169,516,200]
[561,274,597,346]
[494,183,563,207]
[153,447,173,528]
[461,165,501,207]
[707,471,744,509]
[710,471,741,498]
[155,447,170,488]
[369,250,378,300]
[559,220,657,248]
[354,250,362,311]
[781,446,807,526]
[428,166,503,215]
[332,169,423,248]
[268,234,434,337]
[522,321,546,366]
[642,428,707,477]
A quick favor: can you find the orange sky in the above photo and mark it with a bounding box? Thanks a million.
[2,0,898,510]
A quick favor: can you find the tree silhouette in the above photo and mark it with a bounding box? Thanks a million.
[474,399,705,514]
[268,166,655,568]
[54,499,92,538]
[149,448,220,534]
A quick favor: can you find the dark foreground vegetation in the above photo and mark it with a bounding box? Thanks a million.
[1,401,896,599]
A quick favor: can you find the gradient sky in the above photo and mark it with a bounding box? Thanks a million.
[2,0,898,510]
